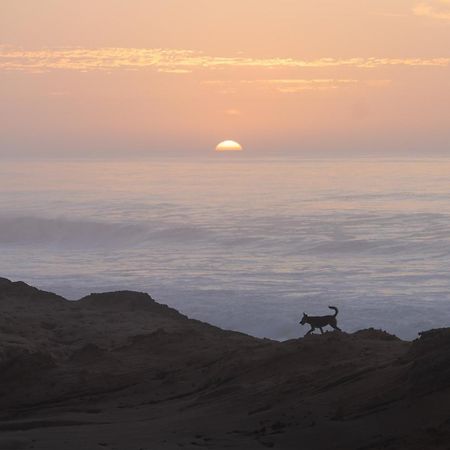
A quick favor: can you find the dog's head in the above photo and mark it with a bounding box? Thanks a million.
[299,313,308,325]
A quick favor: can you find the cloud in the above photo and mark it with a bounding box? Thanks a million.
[246,79,358,92]
[413,0,450,20]
[371,12,410,18]
[0,47,449,73]
[204,79,392,93]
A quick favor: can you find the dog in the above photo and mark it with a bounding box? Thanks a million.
[299,306,341,335]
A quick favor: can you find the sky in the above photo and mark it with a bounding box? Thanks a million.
[1,0,449,157]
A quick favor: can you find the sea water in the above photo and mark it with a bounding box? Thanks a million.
[1,156,450,340]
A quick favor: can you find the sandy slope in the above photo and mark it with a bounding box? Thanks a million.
[0,277,450,450]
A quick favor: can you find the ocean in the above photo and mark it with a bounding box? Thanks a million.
[1,156,450,340]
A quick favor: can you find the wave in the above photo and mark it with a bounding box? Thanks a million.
[0,216,147,248]
[0,216,214,249]
[3,211,450,256]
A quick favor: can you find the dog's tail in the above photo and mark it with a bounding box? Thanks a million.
[328,306,339,317]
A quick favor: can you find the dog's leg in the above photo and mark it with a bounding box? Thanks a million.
[332,324,341,331]
[319,327,324,334]
[306,326,314,335]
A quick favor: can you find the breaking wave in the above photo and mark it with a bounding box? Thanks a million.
[0,216,211,248]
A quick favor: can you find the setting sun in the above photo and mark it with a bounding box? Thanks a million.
[215,140,243,152]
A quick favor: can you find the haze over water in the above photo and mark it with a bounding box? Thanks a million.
[1,156,450,340]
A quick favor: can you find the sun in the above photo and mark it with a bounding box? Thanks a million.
[215,140,243,152]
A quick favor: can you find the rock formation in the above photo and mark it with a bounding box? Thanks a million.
[0,278,449,449]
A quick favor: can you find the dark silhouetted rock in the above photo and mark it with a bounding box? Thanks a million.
[0,278,448,450]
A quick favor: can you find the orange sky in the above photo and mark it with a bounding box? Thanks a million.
[1,0,449,156]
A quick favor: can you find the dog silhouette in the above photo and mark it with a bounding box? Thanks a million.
[300,306,341,335]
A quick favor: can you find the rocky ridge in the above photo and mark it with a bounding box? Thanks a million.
[0,278,449,450]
